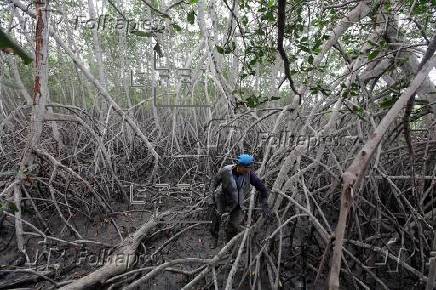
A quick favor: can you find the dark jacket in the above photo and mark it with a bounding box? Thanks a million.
[209,164,268,209]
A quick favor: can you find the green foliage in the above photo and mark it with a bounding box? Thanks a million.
[367,40,388,61]
[408,0,436,15]
[380,97,395,109]
[187,10,196,25]
[244,94,281,108]
[367,49,380,61]
[0,201,18,214]
[340,82,360,99]
[216,45,224,54]
[171,23,182,32]
[233,88,281,108]
[313,18,329,29]
[308,55,314,65]
[312,35,327,54]
[267,0,276,8]
[310,83,331,95]
[8,202,18,213]
[7,0,429,133]
[260,11,275,22]
[0,28,33,65]
[215,42,236,54]
[244,94,262,108]
[353,105,365,120]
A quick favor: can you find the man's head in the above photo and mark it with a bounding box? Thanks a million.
[235,154,255,174]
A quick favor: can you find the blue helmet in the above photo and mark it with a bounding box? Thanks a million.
[236,154,255,167]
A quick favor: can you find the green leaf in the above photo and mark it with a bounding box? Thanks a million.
[255,28,265,36]
[8,201,18,213]
[245,95,258,108]
[243,94,274,108]
[341,89,350,99]
[241,15,249,26]
[308,55,314,65]
[312,38,322,50]
[354,105,363,112]
[0,28,33,65]
[187,10,196,25]
[368,49,380,61]
[159,13,172,20]
[268,0,276,8]
[190,0,199,3]
[215,45,225,54]
[353,105,365,120]
[171,23,182,32]
[379,97,397,109]
[319,86,332,95]
[412,1,427,14]
[310,87,319,94]
[299,44,311,53]
[224,41,236,54]
[261,11,275,22]
[131,30,153,37]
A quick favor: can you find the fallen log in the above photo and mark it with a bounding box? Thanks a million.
[59,212,170,290]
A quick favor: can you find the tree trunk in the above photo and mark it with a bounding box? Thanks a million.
[11,0,50,259]
[328,53,436,290]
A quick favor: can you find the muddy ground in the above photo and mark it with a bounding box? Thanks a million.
[0,184,300,289]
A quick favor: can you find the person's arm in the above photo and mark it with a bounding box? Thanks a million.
[208,169,223,204]
[249,171,268,204]
[212,169,223,191]
[250,172,273,218]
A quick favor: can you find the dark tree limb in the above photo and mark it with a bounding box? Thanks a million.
[277,0,301,102]
[403,34,436,159]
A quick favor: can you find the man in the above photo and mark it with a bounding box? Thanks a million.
[207,153,273,248]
